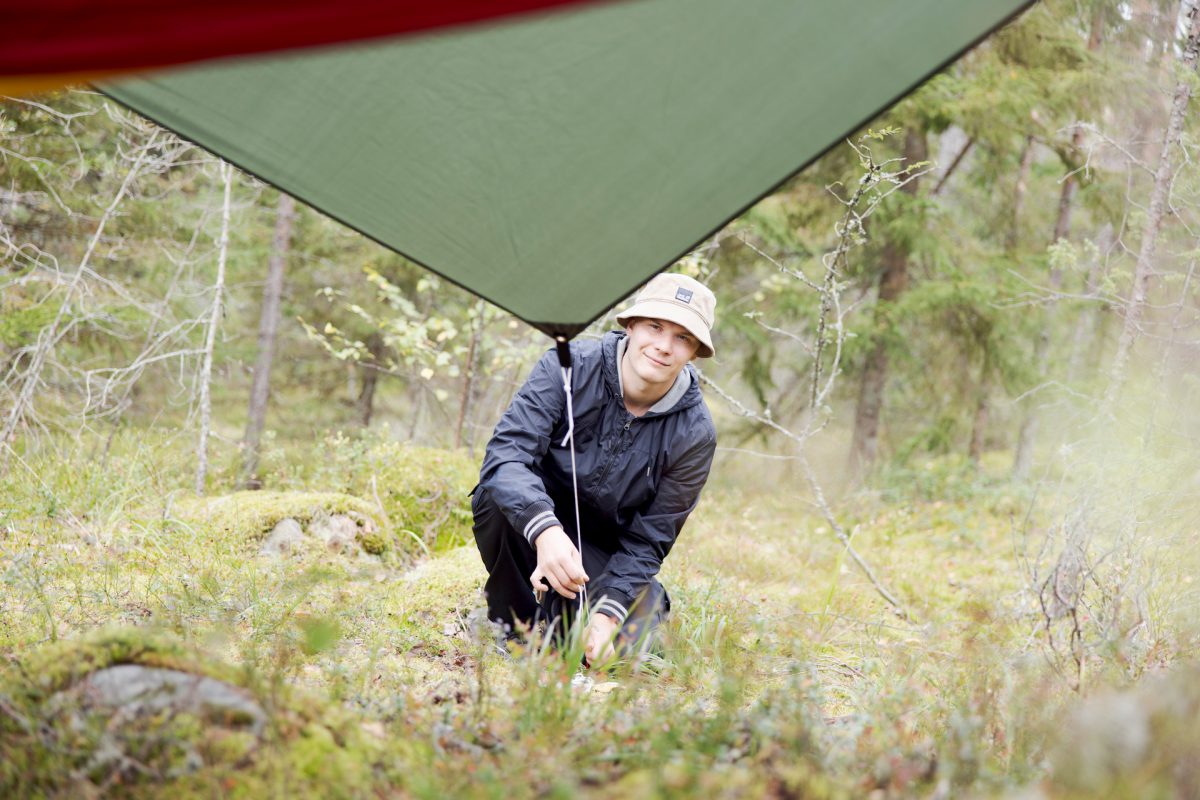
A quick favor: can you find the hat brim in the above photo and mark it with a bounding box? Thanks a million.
[616,300,715,358]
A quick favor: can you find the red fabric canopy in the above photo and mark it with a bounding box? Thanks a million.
[0,0,605,94]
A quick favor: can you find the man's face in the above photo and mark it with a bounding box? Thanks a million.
[624,317,701,388]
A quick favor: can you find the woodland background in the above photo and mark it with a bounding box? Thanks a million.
[1,1,1199,797]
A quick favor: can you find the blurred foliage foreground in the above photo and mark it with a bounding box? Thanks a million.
[0,432,1197,799]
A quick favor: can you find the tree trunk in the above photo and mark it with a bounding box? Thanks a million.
[1147,255,1198,440]
[969,346,993,466]
[1012,9,1106,478]
[346,363,358,406]
[240,192,294,488]
[407,387,423,441]
[1011,393,1041,478]
[1051,3,1104,247]
[1103,1,1200,412]
[931,136,973,197]
[849,127,927,472]
[357,332,386,427]
[195,161,233,495]
[1134,0,1182,166]
[454,301,485,449]
[1067,224,1114,384]
[1007,134,1035,251]
[1011,163,1076,479]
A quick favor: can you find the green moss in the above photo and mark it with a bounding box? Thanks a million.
[348,442,476,553]
[287,721,375,795]
[389,546,483,624]
[201,729,259,764]
[358,530,388,555]
[18,626,224,698]
[169,490,380,541]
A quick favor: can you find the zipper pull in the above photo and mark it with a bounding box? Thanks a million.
[623,418,632,432]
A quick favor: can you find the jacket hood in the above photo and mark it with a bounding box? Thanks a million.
[600,330,704,417]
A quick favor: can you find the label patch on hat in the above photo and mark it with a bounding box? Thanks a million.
[675,288,694,303]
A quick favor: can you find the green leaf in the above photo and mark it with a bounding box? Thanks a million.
[298,617,341,656]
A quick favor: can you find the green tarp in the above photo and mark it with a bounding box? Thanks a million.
[106,0,1032,338]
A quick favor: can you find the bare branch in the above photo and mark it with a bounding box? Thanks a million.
[696,369,908,617]
[1,128,162,473]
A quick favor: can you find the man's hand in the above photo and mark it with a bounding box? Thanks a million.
[530,526,588,600]
[585,613,618,667]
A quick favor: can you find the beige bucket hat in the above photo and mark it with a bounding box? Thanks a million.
[615,273,716,358]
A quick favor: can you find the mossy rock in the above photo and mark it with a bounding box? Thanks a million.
[394,546,485,626]
[347,443,477,553]
[1047,663,1200,798]
[10,628,218,698]
[0,628,380,799]
[171,490,381,542]
[1,628,256,792]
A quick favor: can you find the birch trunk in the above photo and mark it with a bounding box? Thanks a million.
[241,192,294,488]
[1103,2,1200,412]
[195,161,233,495]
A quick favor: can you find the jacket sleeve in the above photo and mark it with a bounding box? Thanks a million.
[478,349,566,548]
[589,425,716,625]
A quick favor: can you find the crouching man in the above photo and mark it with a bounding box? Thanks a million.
[471,273,717,666]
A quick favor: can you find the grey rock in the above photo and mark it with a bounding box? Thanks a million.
[78,665,266,736]
[309,513,359,552]
[259,517,304,557]
[49,664,266,781]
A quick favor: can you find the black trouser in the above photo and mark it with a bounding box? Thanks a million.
[471,485,669,653]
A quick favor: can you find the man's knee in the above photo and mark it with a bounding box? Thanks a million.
[630,581,669,618]
[471,485,508,556]
[471,484,495,526]
[615,581,669,654]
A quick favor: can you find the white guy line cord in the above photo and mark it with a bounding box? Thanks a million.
[555,337,594,688]
[558,358,588,615]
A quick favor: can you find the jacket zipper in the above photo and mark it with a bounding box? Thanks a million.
[595,414,635,489]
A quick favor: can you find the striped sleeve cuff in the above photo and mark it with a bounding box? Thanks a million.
[517,503,561,546]
[592,596,630,625]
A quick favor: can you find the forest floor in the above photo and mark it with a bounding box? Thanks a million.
[1,433,1197,798]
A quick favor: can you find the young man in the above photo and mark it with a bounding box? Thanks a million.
[471,273,717,665]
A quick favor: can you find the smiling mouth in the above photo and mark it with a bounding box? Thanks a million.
[644,353,670,368]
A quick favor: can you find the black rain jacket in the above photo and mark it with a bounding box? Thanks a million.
[478,330,716,623]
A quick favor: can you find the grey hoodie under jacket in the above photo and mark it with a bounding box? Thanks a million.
[478,330,717,624]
